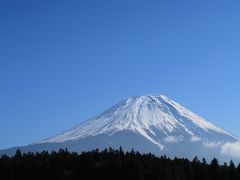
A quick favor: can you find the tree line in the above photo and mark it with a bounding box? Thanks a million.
[0,147,240,180]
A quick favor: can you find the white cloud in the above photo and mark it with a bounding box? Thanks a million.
[190,136,201,142]
[203,141,221,148]
[221,141,240,158]
[164,135,184,143]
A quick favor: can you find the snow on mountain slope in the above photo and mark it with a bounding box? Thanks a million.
[1,95,240,162]
[40,95,238,148]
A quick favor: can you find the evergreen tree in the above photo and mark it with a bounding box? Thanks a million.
[228,160,239,180]
[210,158,220,180]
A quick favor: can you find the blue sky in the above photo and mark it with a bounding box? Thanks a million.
[1,0,240,149]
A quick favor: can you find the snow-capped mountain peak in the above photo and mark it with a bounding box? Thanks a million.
[41,95,237,145]
[2,95,240,162]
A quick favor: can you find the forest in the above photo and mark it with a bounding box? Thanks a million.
[0,147,240,180]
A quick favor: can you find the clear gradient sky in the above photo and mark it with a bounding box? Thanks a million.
[1,0,240,149]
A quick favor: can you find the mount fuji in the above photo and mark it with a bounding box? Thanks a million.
[1,95,240,162]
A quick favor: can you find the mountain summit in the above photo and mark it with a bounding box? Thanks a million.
[1,95,240,162]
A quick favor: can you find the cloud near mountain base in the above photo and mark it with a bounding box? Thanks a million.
[221,141,240,158]
[190,136,202,142]
[164,135,184,143]
[203,141,222,148]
